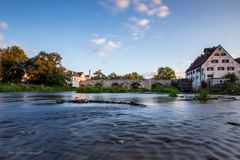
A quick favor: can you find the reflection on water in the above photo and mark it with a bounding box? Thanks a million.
[0,92,240,160]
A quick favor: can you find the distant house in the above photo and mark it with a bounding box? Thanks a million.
[69,71,87,87]
[186,45,240,89]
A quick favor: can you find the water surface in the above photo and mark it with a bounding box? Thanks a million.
[0,92,240,160]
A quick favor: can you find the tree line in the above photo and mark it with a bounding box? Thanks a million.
[91,67,176,80]
[0,45,177,86]
[0,46,67,86]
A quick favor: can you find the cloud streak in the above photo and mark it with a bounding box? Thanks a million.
[0,21,9,30]
[90,36,121,57]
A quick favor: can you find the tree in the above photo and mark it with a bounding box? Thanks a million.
[92,70,107,80]
[123,72,144,80]
[108,72,120,80]
[224,73,239,83]
[26,51,67,86]
[0,46,28,83]
[154,67,176,80]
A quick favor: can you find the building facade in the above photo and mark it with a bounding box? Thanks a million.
[186,45,240,89]
[69,71,87,87]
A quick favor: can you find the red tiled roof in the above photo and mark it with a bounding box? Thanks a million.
[235,58,240,64]
[72,72,84,77]
[186,46,218,72]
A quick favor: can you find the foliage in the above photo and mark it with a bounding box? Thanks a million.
[92,70,107,80]
[152,86,179,96]
[195,89,209,101]
[0,46,28,83]
[26,51,67,86]
[0,83,77,92]
[224,73,239,83]
[201,80,208,89]
[108,72,121,80]
[122,72,144,80]
[77,85,128,93]
[154,67,176,80]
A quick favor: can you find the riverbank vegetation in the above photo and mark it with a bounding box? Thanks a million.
[0,83,77,92]
[195,89,210,101]
[77,85,179,95]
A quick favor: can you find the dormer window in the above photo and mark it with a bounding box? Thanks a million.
[221,53,226,56]
[222,59,229,63]
[212,60,218,63]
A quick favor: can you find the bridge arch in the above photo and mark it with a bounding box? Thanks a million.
[151,82,163,90]
[130,82,142,89]
[111,83,120,87]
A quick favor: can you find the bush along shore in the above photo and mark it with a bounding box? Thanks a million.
[0,83,77,92]
[76,85,179,97]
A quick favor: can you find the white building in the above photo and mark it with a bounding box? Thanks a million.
[185,45,240,89]
[69,71,87,87]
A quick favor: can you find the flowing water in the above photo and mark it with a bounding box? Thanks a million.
[0,92,240,160]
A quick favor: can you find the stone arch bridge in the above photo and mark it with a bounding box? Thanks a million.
[80,79,171,90]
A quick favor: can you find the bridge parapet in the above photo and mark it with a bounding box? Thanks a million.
[81,79,172,90]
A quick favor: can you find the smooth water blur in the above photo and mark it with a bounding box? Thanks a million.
[0,92,240,160]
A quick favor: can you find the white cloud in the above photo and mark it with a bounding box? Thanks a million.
[152,0,161,5]
[0,22,9,30]
[90,36,121,56]
[157,5,170,17]
[136,3,148,12]
[182,60,193,65]
[137,18,150,26]
[116,0,130,9]
[91,37,106,45]
[128,17,150,39]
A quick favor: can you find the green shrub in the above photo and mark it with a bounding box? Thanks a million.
[195,89,209,101]
[0,83,77,92]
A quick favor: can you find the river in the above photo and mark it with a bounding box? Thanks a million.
[0,92,240,160]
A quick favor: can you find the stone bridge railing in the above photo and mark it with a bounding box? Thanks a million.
[80,79,171,90]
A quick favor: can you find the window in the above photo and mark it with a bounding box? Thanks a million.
[207,74,213,78]
[214,53,220,56]
[227,67,235,71]
[212,60,218,63]
[221,53,226,56]
[207,67,214,71]
[218,67,224,71]
[222,59,229,63]
[193,70,195,74]
[196,68,201,72]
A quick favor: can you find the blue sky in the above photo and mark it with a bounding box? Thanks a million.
[0,0,240,78]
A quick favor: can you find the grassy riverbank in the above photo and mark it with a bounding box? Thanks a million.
[0,83,77,92]
[77,85,179,96]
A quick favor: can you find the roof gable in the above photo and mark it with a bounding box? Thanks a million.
[186,46,218,72]
[235,58,240,64]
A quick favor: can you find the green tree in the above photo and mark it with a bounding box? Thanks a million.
[224,73,239,83]
[92,70,107,80]
[154,67,176,80]
[123,72,144,80]
[0,46,28,83]
[108,72,120,80]
[27,51,67,86]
